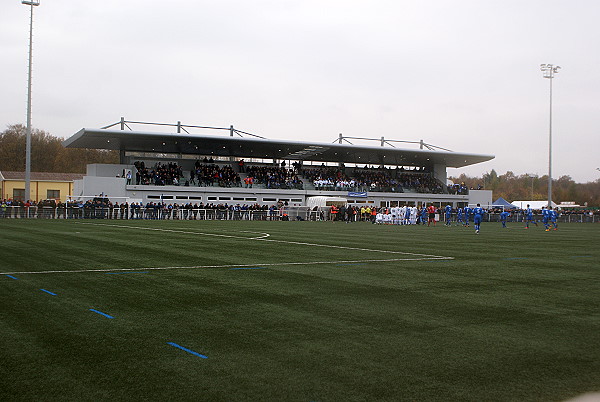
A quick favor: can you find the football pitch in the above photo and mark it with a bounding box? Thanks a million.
[1,219,598,401]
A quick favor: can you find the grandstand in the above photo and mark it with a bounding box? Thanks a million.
[63,119,494,216]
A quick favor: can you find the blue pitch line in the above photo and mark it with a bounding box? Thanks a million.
[167,342,208,359]
[570,255,592,258]
[89,309,114,319]
[40,289,57,295]
[230,267,266,270]
[503,257,528,260]
[104,271,149,275]
[4,275,19,280]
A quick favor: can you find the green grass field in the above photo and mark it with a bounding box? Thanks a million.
[1,219,598,401]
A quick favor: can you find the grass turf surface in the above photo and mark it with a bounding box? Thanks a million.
[0,219,598,401]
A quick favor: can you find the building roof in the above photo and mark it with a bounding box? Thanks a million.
[63,128,494,169]
[0,171,84,182]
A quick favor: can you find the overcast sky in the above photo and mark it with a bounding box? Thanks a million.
[2,0,599,182]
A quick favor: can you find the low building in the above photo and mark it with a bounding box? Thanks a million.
[0,171,84,202]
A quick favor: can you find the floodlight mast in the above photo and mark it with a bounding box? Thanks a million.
[540,63,560,208]
[23,0,40,205]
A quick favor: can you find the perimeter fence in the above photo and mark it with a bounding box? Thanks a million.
[0,206,320,221]
[0,206,598,223]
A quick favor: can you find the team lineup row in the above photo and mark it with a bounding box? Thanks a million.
[373,204,559,234]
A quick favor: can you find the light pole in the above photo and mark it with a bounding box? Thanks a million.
[23,0,40,204]
[540,63,560,208]
[529,174,536,200]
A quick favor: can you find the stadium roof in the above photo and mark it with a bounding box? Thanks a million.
[63,128,494,168]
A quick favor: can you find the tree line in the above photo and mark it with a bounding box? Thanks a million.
[0,124,118,173]
[2,124,598,206]
[450,170,600,207]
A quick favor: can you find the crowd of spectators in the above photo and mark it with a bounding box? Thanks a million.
[301,166,445,193]
[130,160,448,193]
[245,166,303,190]
[132,160,243,188]
[134,161,184,186]
[79,201,273,220]
[190,162,240,187]
[447,182,469,195]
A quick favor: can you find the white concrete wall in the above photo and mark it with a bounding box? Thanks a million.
[468,190,493,207]
[76,176,127,199]
[433,164,447,186]
[87,164,133,178]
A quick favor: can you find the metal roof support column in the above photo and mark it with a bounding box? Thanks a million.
[120,117,125,130]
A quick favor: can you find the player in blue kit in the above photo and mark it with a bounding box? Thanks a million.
[444,204,452,226]
[456,207,463,226]
[524,204,538,229]
[404,206,411,225]
[542,206,551,231]
[420,206,428,225]
[550,207,558,230]
[463,206,471,227]
[500,210,510,228]
[473,204,485,234]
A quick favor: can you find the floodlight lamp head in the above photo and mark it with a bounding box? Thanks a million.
[22,0,40,5]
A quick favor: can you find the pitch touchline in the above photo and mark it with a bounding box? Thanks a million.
[76,222,448,258]
[0,256,453,275]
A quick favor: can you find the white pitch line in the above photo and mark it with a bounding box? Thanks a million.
[0,256,453,275]
[76,222,450,259]
[76,222,271,240]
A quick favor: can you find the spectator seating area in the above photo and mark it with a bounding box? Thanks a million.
[132,161,447,194]
[302,166,445,194]
[134,161,184,186]
[245,166,303,190]
[189,163,240,187]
